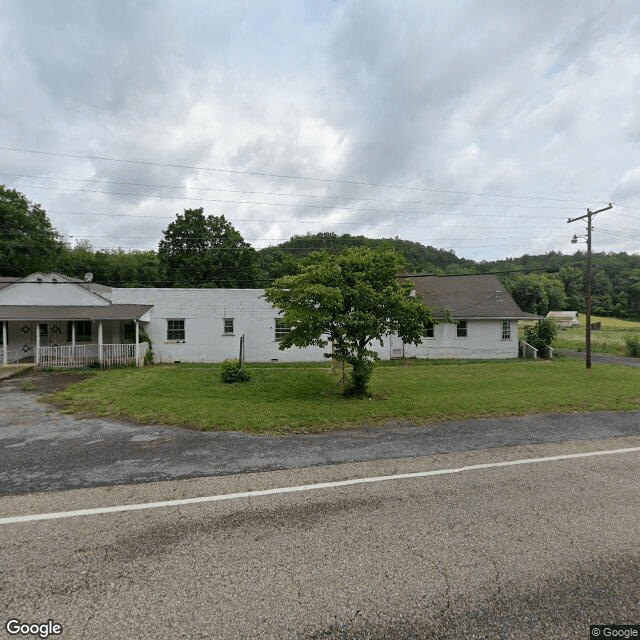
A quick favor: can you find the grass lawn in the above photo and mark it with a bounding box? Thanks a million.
[551,314,640,356]
[47,358,640,434]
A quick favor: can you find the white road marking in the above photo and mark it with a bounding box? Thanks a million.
[1,446,639,526]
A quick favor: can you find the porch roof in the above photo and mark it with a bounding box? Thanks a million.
[0,304,153,321]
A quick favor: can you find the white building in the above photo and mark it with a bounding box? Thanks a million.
[0,272,533,366]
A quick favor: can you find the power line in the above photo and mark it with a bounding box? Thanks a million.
[0,145,613,205]
[0,171,584,210]
[2,182,577,219]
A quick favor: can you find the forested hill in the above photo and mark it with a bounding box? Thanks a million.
[2,182,639,320]
[256,232,477,276]
[258,234,640,320]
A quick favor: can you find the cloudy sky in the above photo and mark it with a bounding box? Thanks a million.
[1,0,639,262]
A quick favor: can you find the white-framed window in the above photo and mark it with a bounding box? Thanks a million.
[425,321,435,338]
[223,318,234,335]
[167,319,185,341]
[456,320,468,338]
[275,318,292,340]
[502,321,512,340]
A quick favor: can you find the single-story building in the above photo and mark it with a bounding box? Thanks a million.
[546,311,580,327]
[0,272,534,367]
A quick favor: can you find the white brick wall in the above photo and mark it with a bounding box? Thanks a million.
[110,288,518,363]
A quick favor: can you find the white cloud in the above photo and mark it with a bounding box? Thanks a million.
[1,0,639,262]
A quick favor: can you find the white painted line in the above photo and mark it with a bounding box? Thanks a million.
[1,445,639,526]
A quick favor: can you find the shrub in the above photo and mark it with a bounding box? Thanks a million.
[523,318,559,359]
[625,335,640,358]
[220,359,251,383]
[139,326,154,366]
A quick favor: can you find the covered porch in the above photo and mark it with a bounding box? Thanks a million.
[0,304,152,368]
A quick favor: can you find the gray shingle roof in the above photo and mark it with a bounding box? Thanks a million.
[407,274,535,319]
[0,305,152,321]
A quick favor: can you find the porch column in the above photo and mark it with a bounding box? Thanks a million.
[2,321,7,365]
[135,320,140,367]
[71,321,76,353]
[98,321,103,365]
[36,322,41,366]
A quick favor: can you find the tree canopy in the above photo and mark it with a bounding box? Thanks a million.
[157,208,257,287]
[264,247,433,396]
[0,185,65,277]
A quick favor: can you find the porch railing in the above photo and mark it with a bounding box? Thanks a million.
[39,343,148,368]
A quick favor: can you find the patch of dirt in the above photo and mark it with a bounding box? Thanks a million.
[1,371,91,394]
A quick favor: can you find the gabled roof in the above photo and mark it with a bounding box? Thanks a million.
[0,273,111,295]
[408,274,535,320]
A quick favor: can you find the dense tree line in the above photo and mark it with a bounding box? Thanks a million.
[2,185,639,319]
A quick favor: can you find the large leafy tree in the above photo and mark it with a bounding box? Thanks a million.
[158,208,257,287]
[264,247,433,397]
[0,185,65,276]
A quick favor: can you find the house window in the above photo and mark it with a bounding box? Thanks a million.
[275,318,292,340]
[425,321,435,338]
[67,321,92,343]
[502,321,512,340]
[122,322,136,342]
[223,318,234,335]
[167,319,185,341]
[456,321,468,338]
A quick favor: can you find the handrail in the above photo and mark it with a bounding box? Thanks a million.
[1,347,25,369]
[520,340,538,359]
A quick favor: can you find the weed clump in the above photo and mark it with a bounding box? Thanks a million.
[625,335,640,358]
[220,359,251,383]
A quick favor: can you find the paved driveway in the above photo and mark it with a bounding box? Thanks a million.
[2,371,640,496]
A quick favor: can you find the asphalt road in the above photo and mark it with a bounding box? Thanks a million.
[2,371,640,496]
[1,438,639,639]
[1,371,639,639]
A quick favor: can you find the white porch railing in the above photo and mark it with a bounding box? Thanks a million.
[520,340,538,359]
[39,343,148,368]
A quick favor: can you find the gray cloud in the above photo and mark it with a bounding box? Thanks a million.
[1,0,639,261]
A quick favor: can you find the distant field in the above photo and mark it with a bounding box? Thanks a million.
[549,314,640,356]
[47,359,640,434]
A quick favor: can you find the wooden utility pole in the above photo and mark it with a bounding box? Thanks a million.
[567,203,613,369]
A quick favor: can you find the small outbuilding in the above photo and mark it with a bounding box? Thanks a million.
[546,311,580,327]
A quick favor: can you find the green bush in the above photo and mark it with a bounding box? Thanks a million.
[220,359,251,383]
[523,318,559,359]
[625,335,640,358]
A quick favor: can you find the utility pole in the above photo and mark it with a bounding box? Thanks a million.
[567,203,613,369]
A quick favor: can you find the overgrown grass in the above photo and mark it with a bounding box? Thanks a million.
[552,315,640,356]
[46,359,640,434]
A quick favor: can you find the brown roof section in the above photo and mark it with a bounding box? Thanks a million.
[0,304,152,321]
[407,274,535,320]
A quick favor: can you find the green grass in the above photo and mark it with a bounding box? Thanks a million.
[46,359,640,434]
[551,315,640,356]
